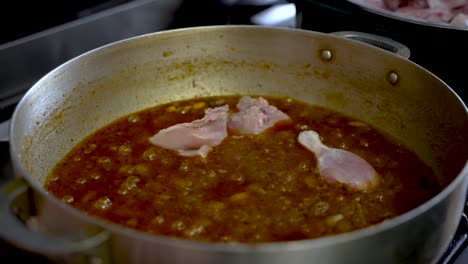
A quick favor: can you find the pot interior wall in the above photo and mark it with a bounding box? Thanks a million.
[10,26,468,192]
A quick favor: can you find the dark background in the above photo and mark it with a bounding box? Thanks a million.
[0,0,466,263]
[0,0,276,45]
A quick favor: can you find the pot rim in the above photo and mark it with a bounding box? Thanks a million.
[9,25,468,252]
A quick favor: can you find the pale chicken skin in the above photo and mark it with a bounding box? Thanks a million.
[149,105,229,158]
[228,96,291,134]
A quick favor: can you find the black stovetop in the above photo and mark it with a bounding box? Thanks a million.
[0,0,466,263]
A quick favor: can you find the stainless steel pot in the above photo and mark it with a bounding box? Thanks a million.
[0,25,467,264]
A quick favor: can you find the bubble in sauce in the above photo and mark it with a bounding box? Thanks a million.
[118,176,140,195]
[127,115,140,123]
[151,216,165,225]
[76,178,87,184]
[118,145,132,155]
[313,201,330,216]
[142,148,157,161]
[171,220,186,231]
[90,173,101,180]
[84,144,97,154]
[62,195,74,203]
[93,197,112,210]
[97,156,112,171]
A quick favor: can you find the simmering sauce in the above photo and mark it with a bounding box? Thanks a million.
[44,95,440,243]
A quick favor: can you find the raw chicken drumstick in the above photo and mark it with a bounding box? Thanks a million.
[298,130,380,191]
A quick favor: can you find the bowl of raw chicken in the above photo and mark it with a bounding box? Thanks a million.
[350,0,468,28]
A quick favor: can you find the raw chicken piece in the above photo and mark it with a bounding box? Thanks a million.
[383,0,428,10]
[425,8,454,21]
[383,0,403,10]
[395,5,433,18]
[410,0,430,8]
[383,0,465,9]
[450,12,468,25]
[178,145,212,158]
[364,0,387,8]
[149,105,229,158]
[228,96,291,134]
[298,130,380,191]
[428,0,467,9]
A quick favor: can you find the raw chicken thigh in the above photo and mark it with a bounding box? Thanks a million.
[298,130,380,191]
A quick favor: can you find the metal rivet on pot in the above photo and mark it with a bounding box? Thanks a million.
[388,71,398,85]
[320,50,333,62]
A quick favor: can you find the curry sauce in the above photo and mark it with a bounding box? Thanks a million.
[44,95,440,243]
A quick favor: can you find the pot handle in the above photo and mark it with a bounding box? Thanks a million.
[0,119,9,142]
[329,31,411,59]
[0,178,111,257]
